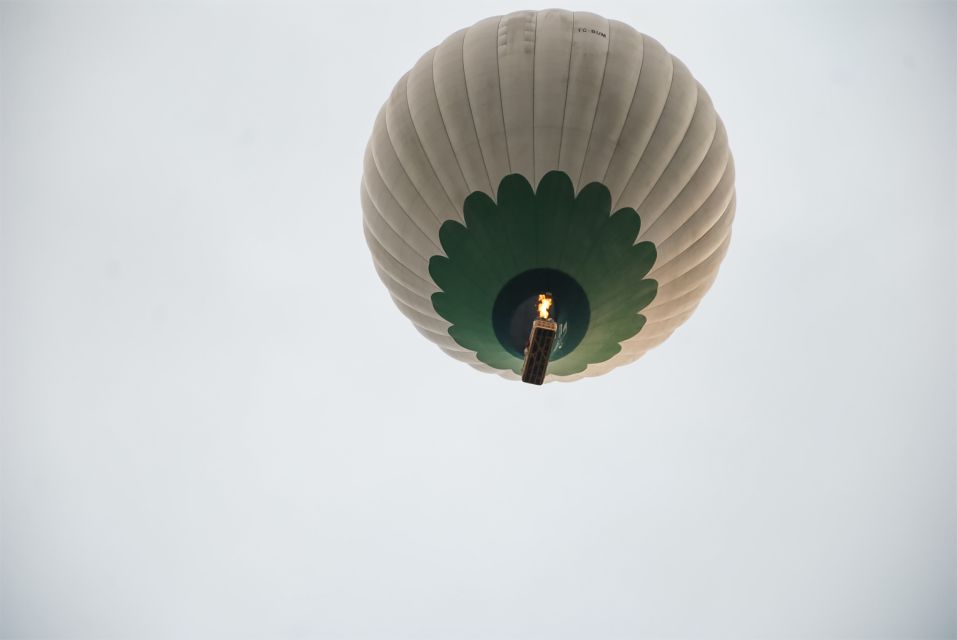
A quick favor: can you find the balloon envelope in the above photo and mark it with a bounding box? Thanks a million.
[361,10,735,382]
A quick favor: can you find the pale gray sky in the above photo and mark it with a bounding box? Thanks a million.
[1,1,955,638]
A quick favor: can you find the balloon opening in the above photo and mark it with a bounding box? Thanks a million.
[492,268,590,362]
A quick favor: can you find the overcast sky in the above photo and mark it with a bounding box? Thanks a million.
[2,1,955,638]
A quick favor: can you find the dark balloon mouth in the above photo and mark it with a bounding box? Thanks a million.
[491,268,590,361]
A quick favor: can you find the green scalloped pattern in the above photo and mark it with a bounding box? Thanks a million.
[428,171,658,377]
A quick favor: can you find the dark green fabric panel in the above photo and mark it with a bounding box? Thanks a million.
[534,171,577,268]
[428,171,658,378]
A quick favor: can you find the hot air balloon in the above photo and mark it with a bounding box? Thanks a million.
[361,10,735,384]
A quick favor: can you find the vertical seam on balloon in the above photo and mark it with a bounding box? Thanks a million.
[531,11,537,185]
[646,146,732,258]
[389,286,442,318]
[363,160,442,269]
[379,85,446,246]
[633,274,721,330]
[599,31,645,185]
[618,332,672,356]
[648,204,733,289]
[644,304,706,333]
[557,12,575,172]
[496,14,512,174]
[638,103,720,240]
[644,235,730,317]
[431,334,477,357]
[630,310,691,334]
[364,241,438,309]
[577,17,611,188]
[389,293,468,346]
[626,319,679,339]
[367,158,443,259]
[362,172,440,267]
[650,149,730,260]
[638,316,693,343]
[361,216,436,294]
[362,222,438,307]
[644,161,734,277]
[388,292,455,332]
[403,56,462,225]
[430,45,470,222]
[629,79,701,219]
[462,26,495,195]
[371,260,436,313]
[609,50,675,211]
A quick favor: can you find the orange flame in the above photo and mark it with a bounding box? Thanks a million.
[537,293,553,319]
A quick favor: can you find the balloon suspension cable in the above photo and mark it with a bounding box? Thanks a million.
[521,293,557,385]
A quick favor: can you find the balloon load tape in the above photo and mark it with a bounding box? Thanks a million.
[521,317,558,386]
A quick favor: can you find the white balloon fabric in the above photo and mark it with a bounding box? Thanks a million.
[361,10,735,382]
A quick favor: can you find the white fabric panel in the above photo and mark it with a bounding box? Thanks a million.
[362,151,440,266]
[497,11,536,182]
[557,12,610,189]
[435,346,493,369]
[374,266,436,320]
[578,20,644,187]
[650,175,735,282]
[532,9,573,187]
[410,324,468,354]
[433,29,495,195]
[640,121,730,248]
[635,274,719,332]
[463,17,510,189]
[380,79,450,239]
[389,291,451,336]
[406,49,469,223]
[365,242,433,309]
[635,90,717,225]
[653,232,732,301]
[602,35,673,207]
[615,57,698,215]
